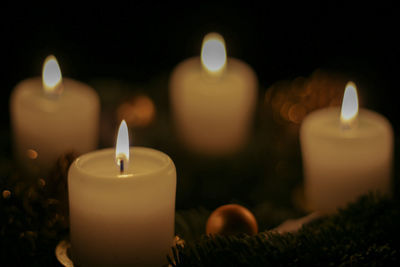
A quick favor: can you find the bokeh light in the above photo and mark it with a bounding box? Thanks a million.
[265,69,348,124]
[116,95,156,128]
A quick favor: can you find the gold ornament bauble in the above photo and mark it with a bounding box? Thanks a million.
[206,204,258,235]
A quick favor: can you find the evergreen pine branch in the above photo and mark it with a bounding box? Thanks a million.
[169,194,400,267]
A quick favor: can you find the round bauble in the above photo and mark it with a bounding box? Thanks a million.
[206,204,258,235]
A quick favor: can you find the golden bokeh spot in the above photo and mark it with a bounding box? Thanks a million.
[288,103,307,124]
[264,69,348,124]
[280,101,293,121]
[271,89,286,111]
[299,81,313,97]
[26,149,38,159]
[38,178,46,188]
[2,190,11,199]
[117,95,156,128]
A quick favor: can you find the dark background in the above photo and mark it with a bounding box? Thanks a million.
[1,2,399,132]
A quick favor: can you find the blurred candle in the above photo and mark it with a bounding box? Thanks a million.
[10,55,100,174]
[300,82,393,213]
[170,33,258,156]
[68,120,177,266]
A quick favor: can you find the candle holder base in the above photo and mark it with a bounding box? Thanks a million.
[55,235,184,267]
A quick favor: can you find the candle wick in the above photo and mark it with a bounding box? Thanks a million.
[120,159,124,173]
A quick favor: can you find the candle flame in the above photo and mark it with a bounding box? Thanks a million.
[42,55,63,96]
[340,81,359,128]
[201,32,227,74]
[115,120,130,168]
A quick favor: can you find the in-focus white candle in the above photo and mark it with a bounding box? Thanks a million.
[300,82,393,213]
[170,33,258,156]
[68,121,177,266]
[10,55,100,174]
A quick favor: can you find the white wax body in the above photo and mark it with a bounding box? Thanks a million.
[10,77,100,173]
[68,147,177,267]
[170,57,258,156]
[300,107,393,213]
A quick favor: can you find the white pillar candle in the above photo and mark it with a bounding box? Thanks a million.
[170,32,258,156]
[300,82,393,213]
[10,55,100,174]
[68,121,176,266]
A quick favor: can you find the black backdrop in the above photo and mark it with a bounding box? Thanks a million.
[1,2,399,136]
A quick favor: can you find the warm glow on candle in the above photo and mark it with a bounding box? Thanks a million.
[42,55,63,96]
[340,81,359,128]
[115,120,130,170]
[201,32,227,75]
